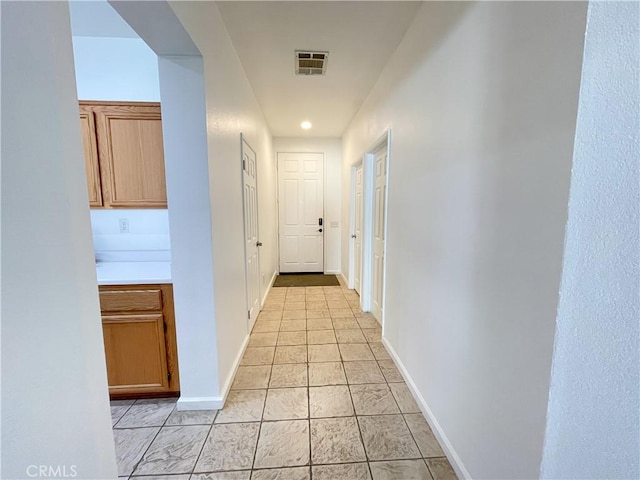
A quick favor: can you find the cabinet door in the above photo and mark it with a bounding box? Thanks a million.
[102,313,170,394]
[79,108,102,207]
[94,104,167,208]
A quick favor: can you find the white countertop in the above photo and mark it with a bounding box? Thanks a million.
[96,261,172,285]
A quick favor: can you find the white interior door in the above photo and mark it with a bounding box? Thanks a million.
[242,138,260,328]
[371,147,387,321]
[354,163,363,294]
[278,152,324,273]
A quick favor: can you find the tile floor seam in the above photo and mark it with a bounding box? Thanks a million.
[189,410,218,477]
[128,402,176,477]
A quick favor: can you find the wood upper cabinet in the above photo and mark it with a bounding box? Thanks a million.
[79,101,167,208]
[100,284,180,398]
[79,105,102,207]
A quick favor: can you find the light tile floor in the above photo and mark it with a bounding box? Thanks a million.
[112,283,458,480]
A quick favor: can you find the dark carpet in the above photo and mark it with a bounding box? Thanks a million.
[273,273,340,287]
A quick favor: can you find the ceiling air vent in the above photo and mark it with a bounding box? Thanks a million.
[295,50,329,76]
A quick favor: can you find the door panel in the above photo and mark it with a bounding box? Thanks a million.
[79,109,103,207]
[102,313,169,393]
[242,139,261,328]
[371,148,387,321]
[354,164,363,294]
[278,153,324,272]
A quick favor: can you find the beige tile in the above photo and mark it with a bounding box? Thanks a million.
[358,415,421,461]
[305,286,325,294]
[191,472,251,480]
[215,390,266,423]
[308,362,347,386]
[277,331,307,346]
[280,320,307,332]
[259,311,284,321]
[251,467,310,480]
[356,316,380,328]
[306,293,326,301]
[370,460,432,480]
[254,420,310,468]
[133,425,209,475]
[308,344,341,362]
[194,423,259,472]
[274,345,307,364]
[332,318,360,330]
[389,383,421,414]
[335,329,367,344]
[241,347,275,365]
[269,363,308,387]
[370,343,392,361]
[339,343,374,361]
[404,414,445,457]
[113,427,159,476]
[310,417,366,464]
[350,384,400,415]
[306,301,328,309]
[263,387,308,420]
[309,385,354,418]
[307,330,337,345]
[306,309,331,319]
[343,361,385,384]
[378,360,404,382]
[313,463,371,480]
[115,398,176,428]
[282,309,307,320]
[249,332,279,347]
[284,301,306,310]
[426,458,457,480]
[362,328,382,343]
[306,318,333,330]
[253,321,281,333]
[231,366,271,390]
[329,306,353,316]
[165,409,217,426]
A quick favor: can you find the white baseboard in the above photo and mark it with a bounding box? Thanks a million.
[262,270,277,306]
[176,333,250,411]
[381,337,472,480]
[219,332,251,406]
[176,396,223,411]
[339,272,349,288]
[324,270,341,275]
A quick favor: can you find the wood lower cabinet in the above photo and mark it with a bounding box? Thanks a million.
[79,101,167,209]
[100,284,179,398]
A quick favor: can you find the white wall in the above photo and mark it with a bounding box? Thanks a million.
[273,137,342,275]
[168,1,276,396]
[540,2,640,478]
[72,36,160,101]
[1,2,117,477]
[342,2,587,478]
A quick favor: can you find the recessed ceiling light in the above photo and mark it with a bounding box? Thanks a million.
[301,121,312,130]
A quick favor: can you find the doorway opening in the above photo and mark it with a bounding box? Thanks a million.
[349,131,390,326]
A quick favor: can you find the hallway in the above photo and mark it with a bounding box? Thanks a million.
[112,282,456,479]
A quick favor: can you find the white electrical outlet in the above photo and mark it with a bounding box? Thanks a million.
[119,218,130,234]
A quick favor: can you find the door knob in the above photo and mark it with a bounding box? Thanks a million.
[351,234,357,239]
[317,229,323,233]
[256,241,263,247]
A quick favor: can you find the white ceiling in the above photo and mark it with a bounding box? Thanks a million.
[68,1,422,137]
[217,1,422,137]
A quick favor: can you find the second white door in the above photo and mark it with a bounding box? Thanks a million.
[371,146,387,321]
[278,152,324,273]
[354,163,364,294]
[242,138,260,329]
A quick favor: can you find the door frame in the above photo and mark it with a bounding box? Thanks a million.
[241,133,261,331]
[357,130,391,328]
[275,151,326,273]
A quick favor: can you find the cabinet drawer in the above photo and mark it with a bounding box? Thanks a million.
[99,289,163,313]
